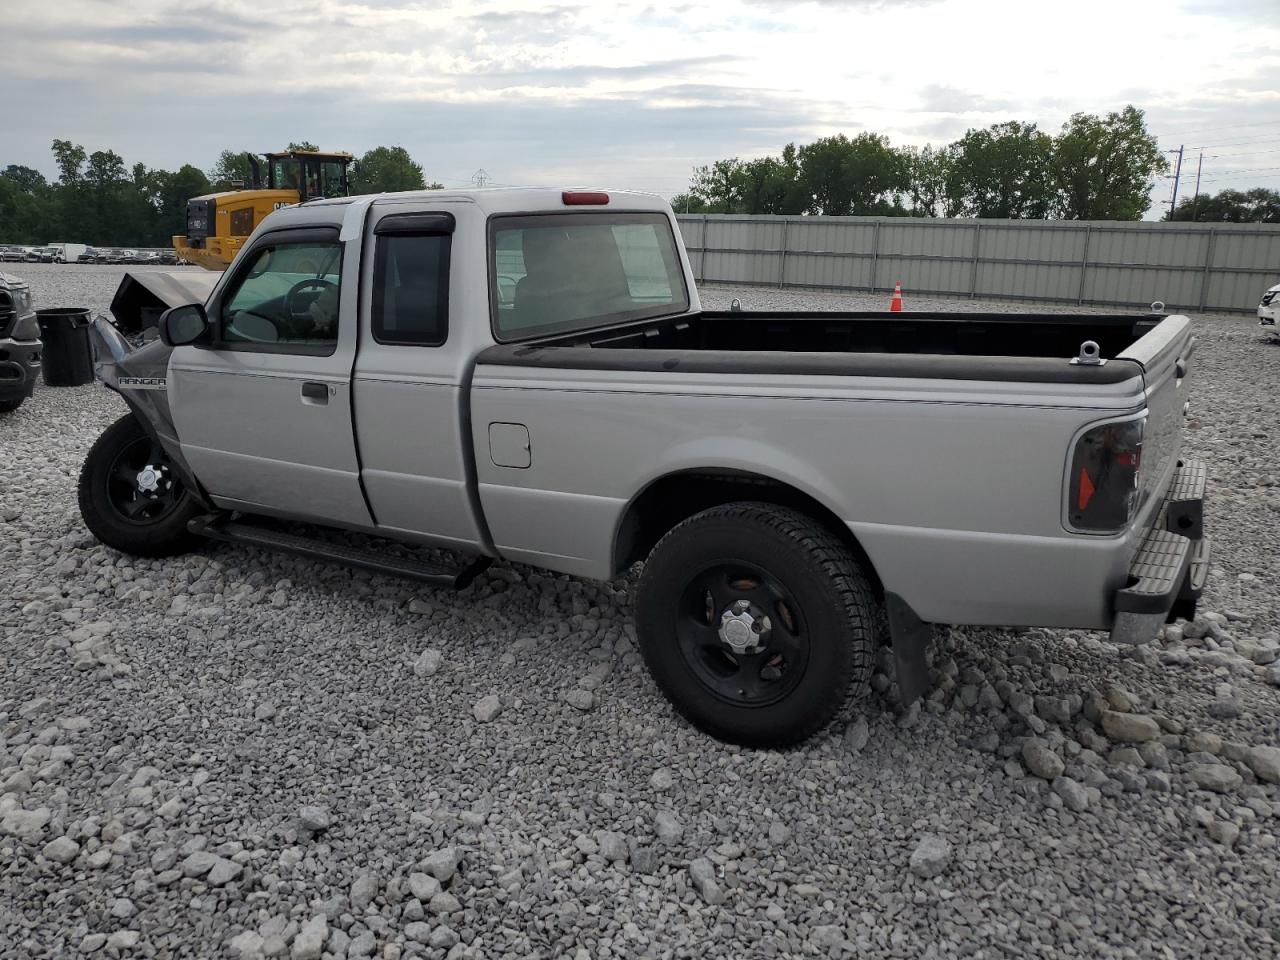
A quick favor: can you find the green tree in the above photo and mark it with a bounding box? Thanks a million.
[2,165,47,193]
[147,164,213,242]
[50,139,87,185]
[736,155,804,215]
[687,159,746,213]
[669,192,709,214]
[1052,106,1166,220]
[81,149,130,245]
[210,150,264,190]
[0,166,54,242]
[286,141,320,152]
[350,145,427,194]
[797,133,909,216]
[902,145,956,217]
[1168,187,1280,223]
[946,121,1054,218]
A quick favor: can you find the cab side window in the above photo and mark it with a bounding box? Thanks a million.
[220,239,342,354]
[372,233,451,346]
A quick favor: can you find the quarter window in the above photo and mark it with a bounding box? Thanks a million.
[220,239,342,353]
[372,233,451,346]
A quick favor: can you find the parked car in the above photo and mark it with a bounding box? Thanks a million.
[1259,282,1278,333]
[77,250,99,264]
[0,247,23,262]
[0,272,40,413]
[79,188,1208,747]
[22,249,41,262]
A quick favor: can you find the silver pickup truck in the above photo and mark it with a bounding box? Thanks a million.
[81,188,1208,747]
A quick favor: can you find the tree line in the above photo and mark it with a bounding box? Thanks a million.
[0,141,439,247]
[673,106,1279,223]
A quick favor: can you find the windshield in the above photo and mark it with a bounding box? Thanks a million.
[490,212,689,341]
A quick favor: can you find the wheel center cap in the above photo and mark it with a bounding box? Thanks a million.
[136,467,160,493]
[718,602,770,654]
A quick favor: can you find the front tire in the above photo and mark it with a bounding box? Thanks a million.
[0,396,25,414]
[635,502,880,747]
[78,414,201,557]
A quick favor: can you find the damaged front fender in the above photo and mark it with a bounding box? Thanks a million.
[89,317,213,510]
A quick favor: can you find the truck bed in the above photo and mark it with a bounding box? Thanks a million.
[480,310,1167,384]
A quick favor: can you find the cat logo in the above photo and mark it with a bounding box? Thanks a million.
[117,377,167,391]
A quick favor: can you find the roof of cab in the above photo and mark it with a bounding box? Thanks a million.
[270,187,671,229]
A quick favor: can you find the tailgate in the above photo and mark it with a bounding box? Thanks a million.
[1119,314,1194,514]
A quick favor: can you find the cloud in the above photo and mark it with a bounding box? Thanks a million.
[1180,0,1280,25]
[1,0,1276,213]
[915,84,1016,115]
[473,54,743,86]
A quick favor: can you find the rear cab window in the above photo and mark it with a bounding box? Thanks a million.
[490,212,689,341]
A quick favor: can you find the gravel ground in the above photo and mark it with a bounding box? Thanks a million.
[2,264,1279,959]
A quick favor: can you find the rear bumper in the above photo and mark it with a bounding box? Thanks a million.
[0,336,41,399]
[1110,458,1209,644]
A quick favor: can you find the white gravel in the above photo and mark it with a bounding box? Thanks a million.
[2,264,1279,958]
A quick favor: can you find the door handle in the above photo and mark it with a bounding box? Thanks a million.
[301,381,329,404]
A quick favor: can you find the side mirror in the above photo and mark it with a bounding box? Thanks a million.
[159,303,211,347]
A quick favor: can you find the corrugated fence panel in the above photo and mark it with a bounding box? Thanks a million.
[1214,229,1280,271]
[977,261,1080,302]
[979,222,1087,265]
[1083,266,1201,308]
[1089,228,1209,269]
[676,215,1280,313]
[789,218,878,254]
[877,255,970,295]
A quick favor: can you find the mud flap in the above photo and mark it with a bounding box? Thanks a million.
[885,592,932,705]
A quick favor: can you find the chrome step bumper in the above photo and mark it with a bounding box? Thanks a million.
[1110,458,1209,645]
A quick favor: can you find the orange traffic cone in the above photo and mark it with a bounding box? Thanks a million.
[889,281,904,312]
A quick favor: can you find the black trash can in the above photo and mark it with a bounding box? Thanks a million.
[36,308,95,387]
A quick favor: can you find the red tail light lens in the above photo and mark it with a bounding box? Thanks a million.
[562,191,610,205]
[1068,416,1145,532]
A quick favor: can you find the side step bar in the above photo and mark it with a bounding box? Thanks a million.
[187,515,492,589]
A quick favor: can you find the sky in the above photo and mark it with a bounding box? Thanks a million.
[3,0,1279,218]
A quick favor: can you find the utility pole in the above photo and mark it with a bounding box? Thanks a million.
[1192,150,1204,221]
[1167,145,1184,220]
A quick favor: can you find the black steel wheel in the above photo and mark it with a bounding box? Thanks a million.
[675,561,811,707]
[104,432,184,524]
[78,414,201,557]
[637,501,880,747]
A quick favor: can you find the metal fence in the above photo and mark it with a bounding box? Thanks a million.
[676,214,1280,314]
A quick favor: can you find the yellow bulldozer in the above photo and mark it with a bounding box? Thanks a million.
[174,150,353,271]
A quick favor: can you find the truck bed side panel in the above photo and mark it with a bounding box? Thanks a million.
[470,366,1150,628]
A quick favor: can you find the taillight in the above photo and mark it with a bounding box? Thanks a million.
[1068,416,1145,532]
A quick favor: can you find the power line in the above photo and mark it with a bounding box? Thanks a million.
[1151,119,1280,140]
[1196,134,1280,149]
[1196,167,1280,186]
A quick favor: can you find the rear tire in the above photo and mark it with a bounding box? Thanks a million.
[635,501,879,747]
[0,396,24,413]
[78,414,201,557]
